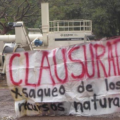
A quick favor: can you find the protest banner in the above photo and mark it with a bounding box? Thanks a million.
[6,37,120,117]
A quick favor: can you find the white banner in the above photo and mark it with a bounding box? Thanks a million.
[6,37,120,117]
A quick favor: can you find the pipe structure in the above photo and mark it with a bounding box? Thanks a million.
[41,3,49,33]
[0,35,15,42]
[0,34,42,43]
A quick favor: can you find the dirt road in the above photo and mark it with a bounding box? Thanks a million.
[0,80,120,120]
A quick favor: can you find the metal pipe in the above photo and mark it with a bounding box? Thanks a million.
[0,34,42,43]
[0,35,15,42]
[41,3,49,33]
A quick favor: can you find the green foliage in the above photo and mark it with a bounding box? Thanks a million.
[0,0,120,38]
[48,0,120,38]
[49,0,82,20]
[0,0,40,34]
[82,0,120,38]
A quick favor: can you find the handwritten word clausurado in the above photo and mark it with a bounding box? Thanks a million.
[8,38,120,87]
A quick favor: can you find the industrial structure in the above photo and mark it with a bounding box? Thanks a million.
[0,3,94,75]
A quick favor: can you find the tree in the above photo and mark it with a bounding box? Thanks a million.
[48,0,82,20]
[82,0,120,38]
[0,0,40,34]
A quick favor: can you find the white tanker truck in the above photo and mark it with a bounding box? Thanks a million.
[0,3,94,77]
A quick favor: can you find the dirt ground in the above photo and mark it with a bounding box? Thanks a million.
[1,79,120,120]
